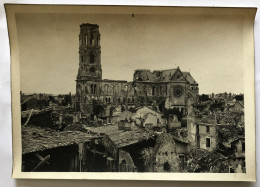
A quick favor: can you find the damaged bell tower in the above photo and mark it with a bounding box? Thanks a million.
[76,23,102,111]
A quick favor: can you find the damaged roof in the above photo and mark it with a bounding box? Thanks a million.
[21,96,37,106]
[84,124,152,148]
[196,113,217,125]
[21,107,53,119]
[22,126,97,154]
[108,129,151,148]
[133,68,197,84]
[217,125,244,146]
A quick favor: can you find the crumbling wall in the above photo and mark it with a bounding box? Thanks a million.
[187,113,196,147]
[168,115,181,129]
[119,150,137,172]
[175,141,189,154]
[153,133,180,172]
[132,106,165,127]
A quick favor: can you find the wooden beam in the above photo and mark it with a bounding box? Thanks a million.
[31,155,50,172]
[23,109,33,126]
[35,153,50,164]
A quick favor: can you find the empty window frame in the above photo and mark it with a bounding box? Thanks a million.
[206,138,211,148]
[206,126,210,133]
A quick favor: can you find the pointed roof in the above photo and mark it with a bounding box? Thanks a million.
[133,68,197,84]
[198,113,217,125]
[182,72,197,84]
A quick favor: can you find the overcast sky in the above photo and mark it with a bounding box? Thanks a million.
[16,13,244,95]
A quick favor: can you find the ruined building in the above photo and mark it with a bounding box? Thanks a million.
[75,23,199,117]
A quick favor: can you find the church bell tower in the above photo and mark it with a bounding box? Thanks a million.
[77,23,102,80]
[76,23,102,111]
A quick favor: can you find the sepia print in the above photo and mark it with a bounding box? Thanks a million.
[6,5,256,180]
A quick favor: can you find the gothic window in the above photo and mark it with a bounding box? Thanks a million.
[90,66,96,73]
[165,86,167,95]
[90,37,93,45]
[104,84,108,95]
[94,84,97,94]
[108,97,111,103]
[84,36,87,45]
[90,36,94,46]
[118,97,121,103]
[118,85,121,94]
[91,84,97,94]
[89,52,95,64]
[108,86,111,95]
[173,85,183,97]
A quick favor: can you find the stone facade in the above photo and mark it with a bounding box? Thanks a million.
[75,23,199,116]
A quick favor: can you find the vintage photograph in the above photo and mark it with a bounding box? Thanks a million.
[6,5,256,180]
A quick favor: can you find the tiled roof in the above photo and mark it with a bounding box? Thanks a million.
[22,126,97,154]
[217,125,244,145]
[84,124,152,148]
[133,68,197,84]
[108,129,151,148]
[198,114,217,125]
[182,72,197,84]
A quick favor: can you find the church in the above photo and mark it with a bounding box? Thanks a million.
[75,23,199,118]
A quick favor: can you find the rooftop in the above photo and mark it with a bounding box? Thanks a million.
[22,126,98,154]
[133,68,197,84]
[84,124,152,148]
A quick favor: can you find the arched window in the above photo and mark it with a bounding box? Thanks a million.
[84,36,87,45]
[94,84,97,94]
[90,66,96,73]
[89,52,95,64]
[104,84,108,95]
[112,86,114,95]
[90,84,97,94]
[118,85,121,94]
